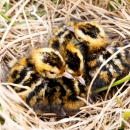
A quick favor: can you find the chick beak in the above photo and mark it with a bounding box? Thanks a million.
[106,46,115,54]
[64,25,74,32]
[76,76,86,86]
[63,71,75,79]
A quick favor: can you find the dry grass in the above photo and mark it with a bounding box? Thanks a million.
[0,0,130,129]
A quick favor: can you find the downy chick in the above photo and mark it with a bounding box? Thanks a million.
[49,22,88,85]
[7,47,74,108]
[65,22,130,92]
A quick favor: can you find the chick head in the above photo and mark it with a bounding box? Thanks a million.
[32,48,73,79]
[61,42,86,85]
[65,22,107,52]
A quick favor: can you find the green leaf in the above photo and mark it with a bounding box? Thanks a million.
[115,97,123,108]
[124,111,130,121]
[0,12,11,22]
[118,0,122,4]
[0,105,2,111]
[108,0,122,11]
[5,0,10,13]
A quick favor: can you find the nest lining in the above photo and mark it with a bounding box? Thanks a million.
[0,0,130,129]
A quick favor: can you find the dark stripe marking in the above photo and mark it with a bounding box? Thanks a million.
[26,82,44,106]
[66,50,80,71]
[12,67,29,84]
[42,52,63,69]
[51,39,60,50]
[79,24,100,39]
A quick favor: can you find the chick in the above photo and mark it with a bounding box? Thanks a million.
[32,77,89,117]
[49,23,88,85]
[60,42,88,85]
[7,47,75,107]
[65,22,130,92]
[86,41,129,92]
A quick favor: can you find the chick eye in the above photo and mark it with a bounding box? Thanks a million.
[77,36,81,40]
[49,71,55,74]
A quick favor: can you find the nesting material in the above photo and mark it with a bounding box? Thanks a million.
[0,0,130,129]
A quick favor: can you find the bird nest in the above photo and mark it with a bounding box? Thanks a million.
[0,0,130,129]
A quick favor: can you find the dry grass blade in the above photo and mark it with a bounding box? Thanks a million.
[0,0,130,130]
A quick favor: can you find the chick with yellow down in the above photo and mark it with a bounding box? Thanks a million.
[7,47,75,112]
[49,22,89,85]
[65,21,130,93]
